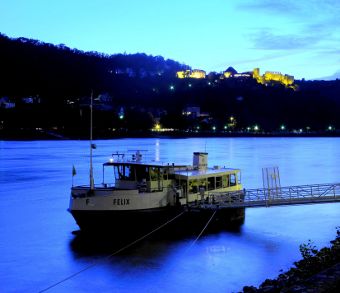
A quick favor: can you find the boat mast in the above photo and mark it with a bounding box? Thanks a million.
[90,91,94,190]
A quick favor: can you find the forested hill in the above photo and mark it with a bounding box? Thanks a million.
[0,33,340,135]
[0,33,188,100]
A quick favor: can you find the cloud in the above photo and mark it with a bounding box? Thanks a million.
[210,51,300,72]
[237,0,340,53]
[315,49,340,56]
[238,0,340,32]
[237,0,297,14]
[248,30,322,50]
[238,0,340,16]
[317,70,340,81]
[232,53,291,66]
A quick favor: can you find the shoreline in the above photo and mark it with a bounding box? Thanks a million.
[242,230,340,292]
[1,129,340,141]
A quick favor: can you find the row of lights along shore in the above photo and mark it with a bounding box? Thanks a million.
[152,124,336,132]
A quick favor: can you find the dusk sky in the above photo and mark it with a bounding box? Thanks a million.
[1,0,339,80]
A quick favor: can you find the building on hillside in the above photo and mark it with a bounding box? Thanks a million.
[222,67,238,78]
[0,97,15,109]
[176,69,206,79]
[253,68,296,89]
[221,67,252,79]
[182,106,201,118]
[22,96,41,104]
[79,93,113,111]
[234,73,252,78]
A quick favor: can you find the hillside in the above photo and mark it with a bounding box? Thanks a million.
[0,33,339,137]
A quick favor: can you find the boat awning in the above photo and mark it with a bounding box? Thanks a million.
[174,168,240,180]
[103,161,188,168]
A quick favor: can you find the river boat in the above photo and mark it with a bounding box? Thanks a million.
[69,151,244,232]
[69,95,243,233]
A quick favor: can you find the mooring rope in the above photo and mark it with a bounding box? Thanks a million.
[39,211,185,293]
[141,209,218,292]
[187,209,217,250]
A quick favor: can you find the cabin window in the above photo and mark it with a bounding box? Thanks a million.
[208,177,215,190]
[230,174,236,186]
[114,165,124,180]
[113,165,136,180]
[150,167,160,181]
[163,169,168,180]
[222,175,228,188]
[189,179,198,194]
[168,173,175,180]
[135,165,149,181]
[216,176,222,189]
[124,165,131,179]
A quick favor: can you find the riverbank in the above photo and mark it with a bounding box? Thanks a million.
[1,128,340,140]
[242,229,340,292]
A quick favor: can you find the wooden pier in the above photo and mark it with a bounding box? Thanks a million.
[188,183,340,209]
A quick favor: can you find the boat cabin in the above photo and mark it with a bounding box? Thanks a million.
[102,152,242,201]
[103,161,188,192]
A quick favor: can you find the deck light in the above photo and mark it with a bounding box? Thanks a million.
[254,125,259,131]
[328,126,333,131]
[280,125,285,130]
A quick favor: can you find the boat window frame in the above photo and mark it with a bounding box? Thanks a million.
[230,173,237,186]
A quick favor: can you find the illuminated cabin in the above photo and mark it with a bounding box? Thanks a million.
[176,69,206,79]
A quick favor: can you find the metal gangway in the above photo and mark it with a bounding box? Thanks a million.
[188,183,340,209]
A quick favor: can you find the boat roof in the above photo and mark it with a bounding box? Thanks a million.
[103,161,188,168]
[174,167,240,179]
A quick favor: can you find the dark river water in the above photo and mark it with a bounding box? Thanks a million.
[1,137,340,292]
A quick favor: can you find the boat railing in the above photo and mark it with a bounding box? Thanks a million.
[72,183,170,196]
[195,182,340,208]
[72,183,116,189]
[244,183,340,202]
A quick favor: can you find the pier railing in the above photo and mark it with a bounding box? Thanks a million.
[191,183,340,209]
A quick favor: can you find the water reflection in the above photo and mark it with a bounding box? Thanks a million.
[69,214,244,257]
[1,138,340,292]
[154,139,160,162]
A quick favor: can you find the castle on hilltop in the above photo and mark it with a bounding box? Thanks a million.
[252,68,296,89]
[176,67,297,90]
